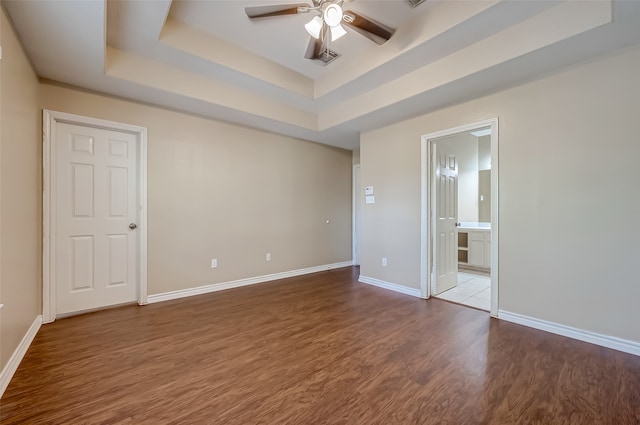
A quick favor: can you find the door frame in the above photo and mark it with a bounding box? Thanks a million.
[420,118,499,317]
[42,110,148,323]
[352,164,361,265]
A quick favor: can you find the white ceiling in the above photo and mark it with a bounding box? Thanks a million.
[4,0,640,150]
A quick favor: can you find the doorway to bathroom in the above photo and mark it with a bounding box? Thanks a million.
[420,119,498,316]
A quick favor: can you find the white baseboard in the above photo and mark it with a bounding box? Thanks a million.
[358,275,422,298]
[0,315,43,397]
[498,310,640,357]
[147,261,353,304]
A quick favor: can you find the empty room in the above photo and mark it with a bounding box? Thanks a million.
[0,0,639,423]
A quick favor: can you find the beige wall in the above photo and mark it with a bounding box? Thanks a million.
[478,135,491,171]
[0,7,41,370]
[40,83,353,295]
[478,135,492,222]
[352,148,360,165]
[361,45,640,343]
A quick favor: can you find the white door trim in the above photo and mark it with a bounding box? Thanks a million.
[352,164,361,265]
[420,118,499,317]
[42,110,148,323]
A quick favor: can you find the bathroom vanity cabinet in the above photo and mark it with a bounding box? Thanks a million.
[457,224,491,271]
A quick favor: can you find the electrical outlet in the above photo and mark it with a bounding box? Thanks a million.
[211,258,217,268]
[266,253,271,261]
[382,257,387,267]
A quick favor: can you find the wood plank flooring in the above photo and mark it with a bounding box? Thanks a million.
[2,267,639,424]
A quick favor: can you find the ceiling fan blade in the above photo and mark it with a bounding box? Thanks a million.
[342,10,394,44]
[245,3,310,19]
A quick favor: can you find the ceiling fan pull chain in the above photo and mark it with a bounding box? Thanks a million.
[325,25,331,59]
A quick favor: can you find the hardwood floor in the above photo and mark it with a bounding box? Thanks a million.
[2,267,639,424]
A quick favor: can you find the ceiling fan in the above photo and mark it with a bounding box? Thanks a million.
[245,0,395,61]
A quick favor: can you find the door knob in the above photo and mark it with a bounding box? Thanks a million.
[129,223,137,230]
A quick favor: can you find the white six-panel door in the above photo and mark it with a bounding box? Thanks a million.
[432,145,458,295]
[55,122,139,315]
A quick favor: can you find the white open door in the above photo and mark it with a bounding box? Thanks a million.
[432,143,458,295]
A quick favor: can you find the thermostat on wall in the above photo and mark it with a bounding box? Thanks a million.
[365,186,374,195]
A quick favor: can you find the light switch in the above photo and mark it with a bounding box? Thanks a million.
[365,195,375,204]
[365,186,374,195]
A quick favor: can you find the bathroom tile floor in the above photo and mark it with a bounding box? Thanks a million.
[435,271,491,311]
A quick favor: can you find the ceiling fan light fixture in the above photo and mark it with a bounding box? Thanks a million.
[323,4,343,27]
[330,24,347,41]
[304,16,323,39]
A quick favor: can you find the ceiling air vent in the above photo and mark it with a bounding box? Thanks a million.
[313,50,340,65]
[406,0,426,8]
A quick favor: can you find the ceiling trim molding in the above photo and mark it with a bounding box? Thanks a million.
[159,17,314,98]
[105,47,318,130]
[318,0,613,129]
